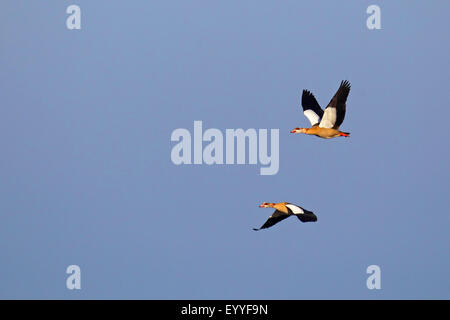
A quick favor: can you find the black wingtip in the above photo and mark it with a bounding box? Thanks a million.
[302,89,314,98]
[340,80,351,89]
[252,228,260,231]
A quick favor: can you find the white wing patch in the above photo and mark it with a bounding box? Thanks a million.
[303,110,320,126]
[319,108,337,128]
[286,204,304,214]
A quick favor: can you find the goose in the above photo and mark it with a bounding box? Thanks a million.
[253,202,317,231]
[291,80,351,139]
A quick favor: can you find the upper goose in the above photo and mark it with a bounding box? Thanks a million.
[291,80,351,139]
[253,202,317,231]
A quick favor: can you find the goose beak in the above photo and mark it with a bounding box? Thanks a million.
[290,129,296,133]
[259,204,265,208]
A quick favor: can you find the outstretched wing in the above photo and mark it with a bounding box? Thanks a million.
[286,203,318,223]
[296,211,318,222]
[301,90,324,127]
[319,80,351,129]
[253,210,289,231]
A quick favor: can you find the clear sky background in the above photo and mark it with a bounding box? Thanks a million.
[1,1,449,299]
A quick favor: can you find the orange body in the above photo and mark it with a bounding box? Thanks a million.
[260,202,290,214]
[291,127,350,139]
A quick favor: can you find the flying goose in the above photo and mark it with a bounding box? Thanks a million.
[253,202,317,231]
[291,80,351,139]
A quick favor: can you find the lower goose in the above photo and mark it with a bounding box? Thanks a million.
[253,202,317,231]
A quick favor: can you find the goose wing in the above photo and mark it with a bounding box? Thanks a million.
[301,90,324,127]
[286,203,318,223]
[253,210,289,231]
[319,80,351,129]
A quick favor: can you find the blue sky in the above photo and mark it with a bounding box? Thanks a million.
[0,1,449,299]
